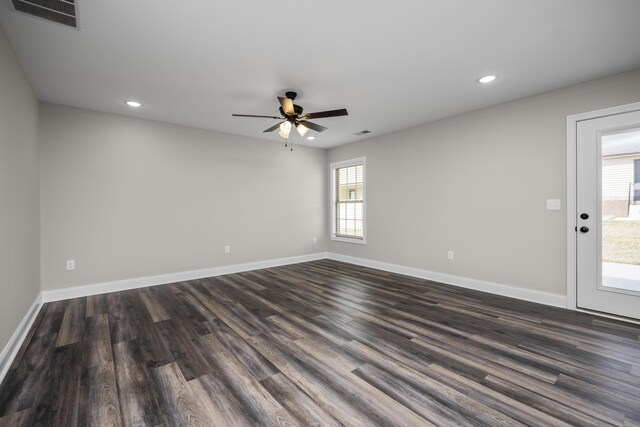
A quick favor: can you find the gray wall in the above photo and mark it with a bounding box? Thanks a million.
[328,69,640,295]
[0,25,40,351]
[40,104,326,290]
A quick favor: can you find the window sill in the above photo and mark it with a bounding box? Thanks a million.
[331,235,367,245]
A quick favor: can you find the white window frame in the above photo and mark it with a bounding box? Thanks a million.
[330,157,367,244]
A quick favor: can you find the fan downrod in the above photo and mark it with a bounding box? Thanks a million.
[285,91,297,101]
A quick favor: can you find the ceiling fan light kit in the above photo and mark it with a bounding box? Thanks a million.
[232,91,348,150]
[278,121,291,138]
[296,123,309,137]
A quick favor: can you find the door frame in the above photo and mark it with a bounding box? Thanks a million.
[566,101,640,321]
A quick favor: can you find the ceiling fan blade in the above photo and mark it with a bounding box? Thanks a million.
[232,114,282,119]
[299,120,327,133]
[278,96,296,116]
[263,122,284,133]
[301,108,348,120]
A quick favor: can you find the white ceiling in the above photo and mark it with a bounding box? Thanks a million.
[1,1,640,149]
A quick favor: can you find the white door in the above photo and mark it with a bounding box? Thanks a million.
[576,109,640,319]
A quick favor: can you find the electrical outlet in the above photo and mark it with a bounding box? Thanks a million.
[447,251,454,260]
[313,237,317,244]
[224,245,231,254]
[66,259,75,270]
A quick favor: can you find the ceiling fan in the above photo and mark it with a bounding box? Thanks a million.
[232,91,348,139]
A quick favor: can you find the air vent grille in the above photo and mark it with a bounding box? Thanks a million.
[12,0,77,28]
[355,130,372,136]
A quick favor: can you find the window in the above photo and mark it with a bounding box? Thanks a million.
[331,157,366,243]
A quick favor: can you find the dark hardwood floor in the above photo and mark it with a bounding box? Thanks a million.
[1,259,640,426]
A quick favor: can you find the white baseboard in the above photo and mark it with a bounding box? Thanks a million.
[0,293,43,385]
[327,253,567,308]
[39,250,566,311]
[41,252,329,303]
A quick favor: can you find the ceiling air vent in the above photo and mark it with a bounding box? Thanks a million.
[11,0,77,28]
[355,130,372,136]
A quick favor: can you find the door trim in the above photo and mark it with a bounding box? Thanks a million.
[566,101,640,319]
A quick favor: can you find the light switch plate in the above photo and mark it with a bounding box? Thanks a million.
[546,199,561,210]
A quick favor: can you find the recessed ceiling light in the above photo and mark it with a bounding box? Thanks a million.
[477,75,497,84]
[125,100,142,107]
[306,136,315,140]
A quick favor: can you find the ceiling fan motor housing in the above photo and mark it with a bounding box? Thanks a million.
[279,104,304,117]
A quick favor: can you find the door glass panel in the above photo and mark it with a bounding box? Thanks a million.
[601,128,640,293]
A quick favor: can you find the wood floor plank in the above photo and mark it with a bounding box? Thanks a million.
[246,332,403,427]
[55,300,85,347]
[0,333,57,416]
[27,343,84,426]
[151,363,213,426]
[86,294,108,318]
[85,363,122,426]
[469,333,640,399]
[352,363,481,427]
[34,300,68,338]
[345,340,526,427]
[85,314,113,368]
[577,341,640,366]
[425,363,573,427]
[293,337,360,373]
[0,409,31,427]
[626,417,640,427]
[274,310,354,346]
[156,319,211,381]
[411,335,626,425]
[1,259,639,426]
[198,333,298,425]
[177,289,218,321]
[188,374,255,427]
[249,331,433,427]
[150,285,207,323]
[318,315,490,382]
[555,373,640,419]
[106,293,130,344]
[113,340,167,427]
[202,318,280,382]
[519,341,640,388]
[482,374,620,427]
[121,292,174,368]
[188,285,272,339]
[140,291,172,323]
[260,373,343,427]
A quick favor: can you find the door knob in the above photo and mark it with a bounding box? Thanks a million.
[580,226,589,233]
[580,213,589,220]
